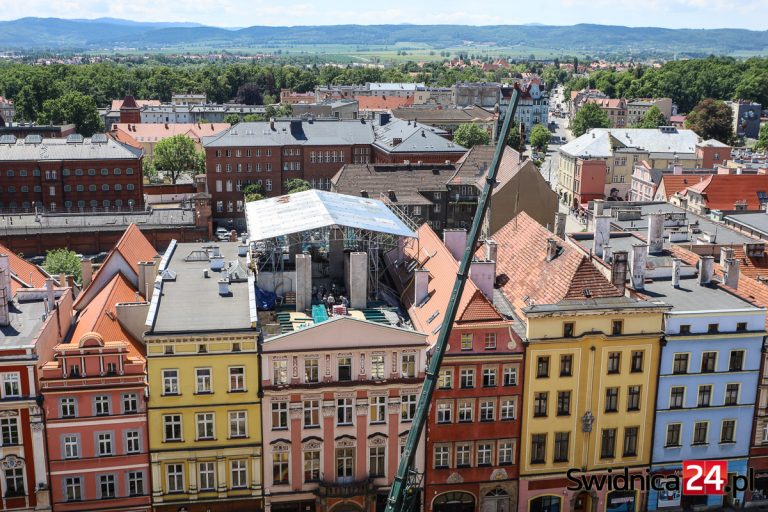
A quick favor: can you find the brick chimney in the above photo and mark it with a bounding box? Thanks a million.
[611,250,628,294]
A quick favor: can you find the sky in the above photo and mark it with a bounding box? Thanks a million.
[2,0,767,30]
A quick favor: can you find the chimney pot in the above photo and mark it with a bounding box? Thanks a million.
[672,258,681,288]
[724,258,740,289]
[612,250,628,294]
[485,240,498,263]
[699,255,714,285]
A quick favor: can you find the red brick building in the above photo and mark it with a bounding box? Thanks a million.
[202,116,466,228]
[0,134,143,213]
[386,226,524,512]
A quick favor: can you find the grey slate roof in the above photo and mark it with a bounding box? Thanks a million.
[560,128,701,159]
[0,136,142,161]
[372,118,466,154]
[202,119,375,148]
[331,163,454,205]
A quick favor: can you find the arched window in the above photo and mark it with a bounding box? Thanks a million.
[433,491,475,512]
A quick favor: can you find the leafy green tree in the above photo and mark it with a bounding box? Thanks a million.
[634,105,667,128]
[224,113,242,124]
[505,119,523,152]
[142,159,158,180]
[242,182,265,201]
[570,102,611,137]
[453,123,491,148]
[39,91,103,136]
[685,98,733,143]
[243,113,266,122]
[284,179,312,194]
[755,123,768,151]
[529,124,551,152]
[44,249,81,283]
[153,134,205,184]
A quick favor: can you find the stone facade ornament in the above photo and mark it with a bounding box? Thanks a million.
[0,455,24,469]
[446,472,464,484]
[490,468,508,480]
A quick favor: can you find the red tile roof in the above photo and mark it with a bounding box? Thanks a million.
[357,96,415,112]
[110,98,160,111]
[494,212,623,317]
[113,223,159,277]
[0,242,51,296]
[681,174,768,210]
[657,175,708,200]
[111,123,230,146]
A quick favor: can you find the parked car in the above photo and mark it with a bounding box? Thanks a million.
[215,227,230,241]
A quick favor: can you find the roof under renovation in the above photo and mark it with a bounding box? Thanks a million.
[245,189,416,241]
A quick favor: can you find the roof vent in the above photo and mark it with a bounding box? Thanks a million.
[218,278,231,296]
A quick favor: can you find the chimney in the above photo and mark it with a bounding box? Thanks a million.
[611,250,628,294]
[414,269,430,305]
[137,261,157,300]
[631,244,647,290]
[218,278,231,296]
[554,212,566,239]
[238,244,248,257]
[269,118,276,130]
[0,254,10,327]
[210,255,225,271]
[80,258,93,288]
[470,260,496,299]
[603,244,612,263]
[699,255,714,285]
[672,258,681,288]
[720,246,734,264]
[724,258,740,289]
[593,199,604,218]
[443,229,468,261]
[546,238,559,262]
[647,213,665,255]
[349,252,368,309]
[673,164,683,175]
[485,239,498,263]
[593,215,611,259]
[211,245,221,257]
[115,301,149,342]
[295,253,312,313]
[59,273,67,287]
[45,278,56,313]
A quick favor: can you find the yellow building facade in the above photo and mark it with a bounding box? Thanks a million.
[518,303,668,512]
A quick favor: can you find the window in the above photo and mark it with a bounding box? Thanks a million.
[725,383,740,406]
[370,396,387,424]
[670,387,685,409]
[196,368,212,393]
[480,400,495,422]
[434,445,449,468]
[229,367,245,391]
[605,387,619,412]
[273,360,288,385]
[198,462,216,491]
[273,452,289,484]
[304,450,320,482]
[482,332,497,350]
[560,355,573,377]
[600,428,616,458]
[368,354,386,380]
[729,350,745,371]
[563,322,575,337]
[401,394,417,422]
[402,354,416,378]
[697,385,712,407]
[531,434,546,464]
[503,366,517,386]
[60,397,76,418]
[534,392,548,417]
[693,422,709,445]
[338,357,352,381]
[162,369,179,395]
[230,460,248,489]
[122,393,138,414]
[557,391,571,416]
[461,333,473,350]
[337,398,353,425]
[126,430,141,454]
[537,356,550,378]
[701,352,717,373]
[499,441,514,465]
[679,324,691,335]
[501,399,516,420]
[128,471,144,496]
[438,369,452,389]
[437,402,452,424]
[196,413,215,440]
[630,351,644,372]
[99,474,115,498]
[708,323,719,334]
[666,423,682,447]
[337,447,354,479]
[64,476,82,501]
[63,435,79,458]
[97,432,113,456]
[554,432,569,462]
[456,444,471,467]
[0,416,17,447]
[607,352,621,374]
[304,359,319,383]
[672,353,689,374]
[721,420,736,443]
[624,427,639,456]
[458,401,473,422]
[369,446,385,477]
[737,322,748,332]
[164,414,182,442]
[167,464,184,493]
[302,400,320,428]
[230,411,247,438]
[627,386,641,411]
[477,443,492,466]
[1,373,20,397]
[272,401,288,429]
[482,368,497,387]
[460,369,474,388]
[612,320,623,335]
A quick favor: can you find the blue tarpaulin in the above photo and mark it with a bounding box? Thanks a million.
[254,286,277,310]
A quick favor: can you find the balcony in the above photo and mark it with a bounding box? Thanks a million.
[316,479,375,499]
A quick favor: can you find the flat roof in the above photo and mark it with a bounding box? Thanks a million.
[149,242,255,334]
[0,298,46,348]
[724,212,768,237]
[246,189,416,241]
[641,276,756,312]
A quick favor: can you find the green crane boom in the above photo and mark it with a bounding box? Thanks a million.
[385,85,522,512]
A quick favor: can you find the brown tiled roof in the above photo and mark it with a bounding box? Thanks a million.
[494,212,623,317]
[391,105,495,123]
[657,175,708,200]
[112,123,230,145]
[681,175,768,210]
[331,163,452,205]
[0,242,51,296]
[357,96,414,111]
[110,98,160,111]
[451,145,522,192]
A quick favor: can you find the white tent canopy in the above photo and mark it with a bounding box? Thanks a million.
[245,189,416,241]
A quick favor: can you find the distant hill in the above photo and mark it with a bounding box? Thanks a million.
[0,17,766,56]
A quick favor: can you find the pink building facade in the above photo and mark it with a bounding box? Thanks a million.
[261,316,428,512]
